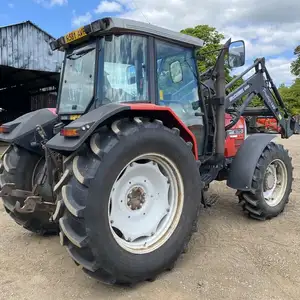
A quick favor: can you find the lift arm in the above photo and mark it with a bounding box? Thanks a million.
[224,57,300,138]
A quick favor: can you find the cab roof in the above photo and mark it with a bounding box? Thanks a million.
[50,17,204,51]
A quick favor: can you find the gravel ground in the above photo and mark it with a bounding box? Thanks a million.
[0,136,299,300]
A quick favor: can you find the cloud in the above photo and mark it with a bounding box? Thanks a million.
[94,1,123,14]
[113,0,299,84]
[34,0,67,8]
[72,11,92,27]
[230,57,296,88]
[265,57,296,86]
[50,0,67,5]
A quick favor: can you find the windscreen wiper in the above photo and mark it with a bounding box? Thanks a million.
[67,46,95,60]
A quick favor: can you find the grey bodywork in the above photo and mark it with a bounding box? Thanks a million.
[222,58,300,190]
[55,17,204,49]
[227,134,275,191]
[104,17,204,47]
[224,58,299,137]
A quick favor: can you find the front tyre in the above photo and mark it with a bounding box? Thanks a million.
[238,142,293,220]
[56,118,202,285]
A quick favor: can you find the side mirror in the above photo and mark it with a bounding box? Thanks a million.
[127,65,136,84]
[170,60,183,83]
[228,40,245,68]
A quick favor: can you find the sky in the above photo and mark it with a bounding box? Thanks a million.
[0,0,299,86]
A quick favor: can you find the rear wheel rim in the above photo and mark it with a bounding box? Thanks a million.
[263,159,288,207]
[108,153,184,254]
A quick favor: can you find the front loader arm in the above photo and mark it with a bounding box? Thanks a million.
[224,58,300,137]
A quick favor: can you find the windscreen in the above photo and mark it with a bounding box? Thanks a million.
[58,42,96,114]
[101,34,149,104]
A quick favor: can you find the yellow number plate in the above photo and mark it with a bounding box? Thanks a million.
[64,27,87,43]
[70,114,81,120]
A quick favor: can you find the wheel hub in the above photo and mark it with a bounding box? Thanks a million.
[264,168,276,190]
[127,187,146,210]
[263,159,288,207]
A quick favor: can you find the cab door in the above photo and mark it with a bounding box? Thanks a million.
[155,39,206,155]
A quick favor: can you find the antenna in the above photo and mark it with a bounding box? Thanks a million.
[130,0,151,24]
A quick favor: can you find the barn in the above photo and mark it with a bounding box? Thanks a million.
[0,20,64,123]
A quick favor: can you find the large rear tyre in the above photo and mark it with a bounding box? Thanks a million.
[238,142,293,220]
[0,145,58,235]
[55,118,202,285]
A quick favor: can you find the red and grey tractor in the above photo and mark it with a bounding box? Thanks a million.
[0,17,298,285]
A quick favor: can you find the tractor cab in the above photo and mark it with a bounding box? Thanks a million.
[51,18,206,123]
[51,17,246,156]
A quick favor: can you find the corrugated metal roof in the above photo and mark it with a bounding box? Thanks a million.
[0,21,64,73]
[0,20,56,39]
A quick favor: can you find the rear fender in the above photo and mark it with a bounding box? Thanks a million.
[0,108,58,155]
[226,134,275,191]
[46,103,198,159]
[128,104,198,159]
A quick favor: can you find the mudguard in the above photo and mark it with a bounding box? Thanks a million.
[226,134,276,191]
[46,103,130,152]
[46,103,199,158]
[0,108,58,155]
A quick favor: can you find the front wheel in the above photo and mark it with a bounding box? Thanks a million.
[238,142,293,220]
[55,118,203,285]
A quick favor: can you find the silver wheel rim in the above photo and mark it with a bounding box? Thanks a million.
[263,159,288,207]
[108,153,184,254]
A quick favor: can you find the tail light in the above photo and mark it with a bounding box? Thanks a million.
[60,128,80,137]
[0,125,11,134]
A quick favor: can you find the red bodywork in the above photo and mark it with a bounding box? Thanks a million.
[127,104,246,159]
[255,117,281,133]
[127,103,199,159]
[47,108,57,115]
[224,113,246,158]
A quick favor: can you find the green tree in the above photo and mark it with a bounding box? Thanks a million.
[291,45,300,77]
[181,25,225,73]
[180,24,243,91]
[180,24,300,116]
[278,80,300,115]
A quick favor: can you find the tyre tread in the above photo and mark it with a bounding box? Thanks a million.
[58,117,200,285]
[239,142,293,220]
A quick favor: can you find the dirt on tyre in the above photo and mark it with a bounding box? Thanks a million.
[55,117,203,285]
[238,141,293,220]
[0,145,59,235]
